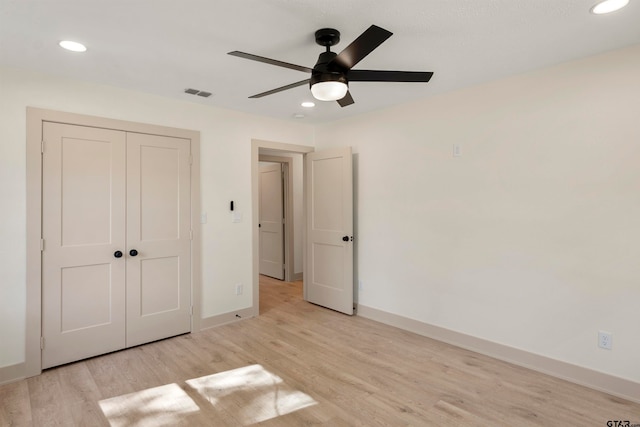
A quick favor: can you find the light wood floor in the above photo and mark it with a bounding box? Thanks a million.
[1,276,638,426]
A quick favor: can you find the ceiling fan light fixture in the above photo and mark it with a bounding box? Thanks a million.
[311,81,348,101]
[591,0,629,14]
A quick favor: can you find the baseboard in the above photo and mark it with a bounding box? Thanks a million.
[0,362,25,386]
[199,307,256,331]
[293,272,303,281]
[357,304,640,404]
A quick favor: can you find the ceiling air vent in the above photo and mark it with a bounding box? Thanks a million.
[184,88,212,97]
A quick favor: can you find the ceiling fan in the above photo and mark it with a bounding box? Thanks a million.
[228,25,434,107]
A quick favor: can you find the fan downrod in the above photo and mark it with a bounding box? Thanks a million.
[315,28,340,48]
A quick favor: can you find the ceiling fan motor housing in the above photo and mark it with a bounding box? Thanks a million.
[310,50,348,88]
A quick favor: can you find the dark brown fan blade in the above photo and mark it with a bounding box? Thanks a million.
[333,25,393,70]
[228,51,313,73]
[248,79,310,98]
[337,91,354,107]
[348,70,434,82]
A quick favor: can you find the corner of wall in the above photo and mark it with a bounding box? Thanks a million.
[199,307,256,331]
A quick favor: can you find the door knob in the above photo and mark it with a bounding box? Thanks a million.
[129,249,138,257]
[342,236,349,242]
[114,251,123,258]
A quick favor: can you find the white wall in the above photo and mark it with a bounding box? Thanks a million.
[0,66,314,368]
[315,44,640,382]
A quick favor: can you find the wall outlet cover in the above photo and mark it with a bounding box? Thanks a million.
[598,331,612,350]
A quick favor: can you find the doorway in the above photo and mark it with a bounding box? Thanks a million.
[252,140,355,316]
[251,140,313,314]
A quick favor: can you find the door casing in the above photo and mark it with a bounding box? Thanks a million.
[25,107,201,378]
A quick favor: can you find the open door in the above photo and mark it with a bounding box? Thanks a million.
[305,147,353,315]
[259,163,285,280]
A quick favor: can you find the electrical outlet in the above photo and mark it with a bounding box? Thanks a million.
[598,331,612,350]
[453,144,462,157]
[235,284,243,296]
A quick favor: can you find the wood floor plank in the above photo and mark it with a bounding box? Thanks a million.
[54,362,109,426]
[26,369,75,426]
[0,380,32,427]
[1,275,639,426]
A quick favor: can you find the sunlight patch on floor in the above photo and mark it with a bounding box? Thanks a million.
[97,365,317,426]
[98,383,199,427]
[186,364,318,425]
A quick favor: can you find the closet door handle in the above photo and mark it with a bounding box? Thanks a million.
[129,249,138,257]
[114,251,123,258]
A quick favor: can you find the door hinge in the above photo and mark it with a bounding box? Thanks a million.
[189,154,193,165]
[40,238,45,251]
[40,337,45,350]
[190,229,193,240]
[41,140,45,154]
[190,306,194,315]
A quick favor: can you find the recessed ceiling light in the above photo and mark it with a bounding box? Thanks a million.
[293,113,305,119]
[301,101,315,108]
[59,40,87,52]
[591,0,629,14]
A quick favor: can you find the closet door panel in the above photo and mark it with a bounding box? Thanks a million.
[41,122,127,369]
[125,132,192,347]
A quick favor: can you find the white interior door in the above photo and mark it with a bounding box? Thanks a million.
[125,133,192,347]
[42,123,192,368]
[42,123,127,368]
[259,163,285,280]
[305,147,354,315]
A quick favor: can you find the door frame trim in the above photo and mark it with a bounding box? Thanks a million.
[26,107,201,377]
[251,140,314,315]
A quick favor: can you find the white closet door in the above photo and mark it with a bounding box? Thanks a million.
[42,123,193,368]
[125,132,192,347]
[42,123,127,369]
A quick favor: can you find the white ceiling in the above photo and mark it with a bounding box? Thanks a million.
[1,0,639,124]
